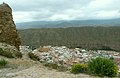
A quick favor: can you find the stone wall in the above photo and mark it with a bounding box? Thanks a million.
[0,3,21,50]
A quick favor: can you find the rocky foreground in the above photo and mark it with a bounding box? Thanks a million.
[0,57,108,78]
[4,64,94,78]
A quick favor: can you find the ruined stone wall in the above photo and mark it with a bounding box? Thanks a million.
[0,3,21,50]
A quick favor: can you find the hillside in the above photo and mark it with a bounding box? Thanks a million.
[16,18,120,29]
[19,27,120,51]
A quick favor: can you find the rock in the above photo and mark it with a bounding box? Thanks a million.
[28,52,40,61]
[0,43,22,58]
[0,3,21,50]
[6,73,16,77]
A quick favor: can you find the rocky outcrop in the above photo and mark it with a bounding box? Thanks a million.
[0,43,22,58]
[0,2,21,50]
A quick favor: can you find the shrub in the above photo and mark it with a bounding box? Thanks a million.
[0,59,8,67]
[44,63,58,69]
[70,63,87,74]
[88,57,118,77]
[44,63,67,71]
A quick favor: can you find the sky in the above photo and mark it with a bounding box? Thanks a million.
[0,0,120,23]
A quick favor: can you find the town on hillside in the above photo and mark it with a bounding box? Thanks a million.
[20,45,120,74]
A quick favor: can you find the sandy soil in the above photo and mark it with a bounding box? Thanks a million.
[0,54,115,78]
[6,64,99,78]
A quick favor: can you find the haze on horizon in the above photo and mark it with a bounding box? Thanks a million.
[0,0,120,23]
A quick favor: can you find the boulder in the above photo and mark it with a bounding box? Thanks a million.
[0,2,21,50]
[0,43,22,58]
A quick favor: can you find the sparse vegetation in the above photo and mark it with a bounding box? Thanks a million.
[0,58,8,68]
[44,63,67,71]
[19,27,120,51]
[88,57,118,77]
[0,48,22,58]
[70,63,87,74]
[14,52,22,58]
[0,48,14,58]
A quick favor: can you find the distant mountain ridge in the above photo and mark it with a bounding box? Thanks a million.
[16,18,120,29]
[19,27,120,51]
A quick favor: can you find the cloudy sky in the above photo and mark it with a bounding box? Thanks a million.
[0,0,120,23]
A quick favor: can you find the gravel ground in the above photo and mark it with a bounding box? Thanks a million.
[0,58,99,78]
[5,65,99,78]
[0,55,118,78]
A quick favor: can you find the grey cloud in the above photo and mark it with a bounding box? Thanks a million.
[1,0,120,23]
[10,0,90,12]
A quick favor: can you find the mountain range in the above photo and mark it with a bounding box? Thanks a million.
[17,18,120,51]
[16,18,120,29]
[19,27,120,51]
